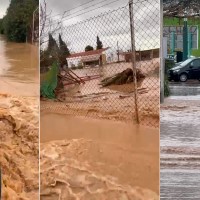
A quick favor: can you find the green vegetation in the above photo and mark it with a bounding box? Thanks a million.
[164,59,175,97]
[85,45,94,51]
[164,79,170,97]
[164,17,200,57]
[96,35,103,49]
[0,0,38,42]
[0,19,5,34]
[41,33,70,69]
[59,34,70,67]
[40,61,59,99]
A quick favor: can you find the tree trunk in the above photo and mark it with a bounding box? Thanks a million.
[100,68,145,87]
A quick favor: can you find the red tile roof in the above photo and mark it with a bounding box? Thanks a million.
[67,47,109,58]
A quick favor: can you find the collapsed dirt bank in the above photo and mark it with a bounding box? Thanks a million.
[0,94,39,199]
[40,113,159,199]
[40,78,159,127]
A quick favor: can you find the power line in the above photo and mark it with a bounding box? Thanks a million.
[46,0,99,20]
[41,0,149,43]
[51,0,149,27]
[45,0,125,26]
[45,0,124,27]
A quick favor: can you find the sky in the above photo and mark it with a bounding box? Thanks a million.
[0,0,10,18]
[41,0,160,51]
[45,0,126,21]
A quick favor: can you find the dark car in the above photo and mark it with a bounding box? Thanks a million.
[168,57,200,82]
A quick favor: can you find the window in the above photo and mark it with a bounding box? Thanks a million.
[191,59,200,69]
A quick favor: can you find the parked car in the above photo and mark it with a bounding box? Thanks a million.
[168,57,200,82]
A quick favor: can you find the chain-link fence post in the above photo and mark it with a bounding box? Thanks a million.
[160,0,164,103]
[129,0,139,124]
[32,7,39,45]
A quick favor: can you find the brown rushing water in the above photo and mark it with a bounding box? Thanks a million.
[40,113,159,199]
[0,34,39,96]
[0,35,39,199]
[0,94,39,199]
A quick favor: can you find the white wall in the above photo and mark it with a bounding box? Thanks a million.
[66,56,82,68]
[105,49,125,63]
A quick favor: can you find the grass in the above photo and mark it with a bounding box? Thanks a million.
[164,17,200,57]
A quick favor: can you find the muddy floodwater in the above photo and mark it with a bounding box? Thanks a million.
[40,113,159,199]
[0,35,39,199]
[160,86,200,200]
[0,34,39,96]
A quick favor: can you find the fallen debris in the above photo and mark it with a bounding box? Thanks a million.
[100,68,145,87]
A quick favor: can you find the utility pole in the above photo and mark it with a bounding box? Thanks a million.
[183,11,188,60]
[117,41,120,62]
[160,0,165,103]
[129,0,139,124]
[32,7,39,45]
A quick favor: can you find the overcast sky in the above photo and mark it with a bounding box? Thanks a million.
[41,0,160,51]
[45,0,126,21]
[0,0,10,18]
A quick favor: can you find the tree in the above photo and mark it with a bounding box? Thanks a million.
[96,35,103,49]
[58,33,70,67]
[85,45,94,51]
[41,33,59,67]
[3,0,38,42]
[163,0,200,18]
[47,33,59,56]
[0,18,4,34]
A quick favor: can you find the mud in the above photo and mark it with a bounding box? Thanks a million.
[40,113,159,199]
[41,58,159,127]
[0,94,39,199]
[40,73,159,127]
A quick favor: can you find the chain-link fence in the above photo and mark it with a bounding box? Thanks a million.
[40,0,160,127]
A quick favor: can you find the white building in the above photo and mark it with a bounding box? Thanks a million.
[66,48,109,68]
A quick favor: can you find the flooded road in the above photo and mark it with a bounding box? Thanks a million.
[169,81,200,96]
[161,84,200,199]
[40,113,159,199]
[0,34,39,96]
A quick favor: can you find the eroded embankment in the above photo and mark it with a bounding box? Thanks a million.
[0,94,39,199]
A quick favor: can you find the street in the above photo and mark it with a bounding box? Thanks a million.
[160,81,200,200]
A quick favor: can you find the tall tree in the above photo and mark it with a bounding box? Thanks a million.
[3,0,38,42]
[0,18,5,34]
[96,35,103,49]
[58,33,70,67]
[85,45,94,51]
[46,33,59,64]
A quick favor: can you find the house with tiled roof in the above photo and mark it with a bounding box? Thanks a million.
[66,47,109,68]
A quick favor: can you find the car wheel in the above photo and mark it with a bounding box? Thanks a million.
[179,73,188,82]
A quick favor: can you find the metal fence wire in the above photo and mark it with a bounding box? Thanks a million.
[40,0,160,127]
